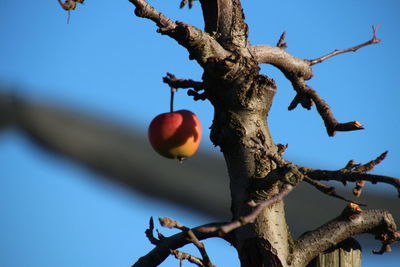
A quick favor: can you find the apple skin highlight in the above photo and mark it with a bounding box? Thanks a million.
[148,110,202,159]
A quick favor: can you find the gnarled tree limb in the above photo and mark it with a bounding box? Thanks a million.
[129,0,232,66]
[250,27,380,136]
[291,209,399,266]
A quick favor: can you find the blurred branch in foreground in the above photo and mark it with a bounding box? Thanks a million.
[0,89,398,245]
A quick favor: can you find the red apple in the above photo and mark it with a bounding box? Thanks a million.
[148,109,202,160]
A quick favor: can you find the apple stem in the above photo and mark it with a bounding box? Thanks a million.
[170,87,176,113]
[178,156,186,163]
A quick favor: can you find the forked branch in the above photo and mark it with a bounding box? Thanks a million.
[159,217,215,267]
[251,27,381,136]
[133,182,296,266]
[134,218,225,267]
[301,151,400,197]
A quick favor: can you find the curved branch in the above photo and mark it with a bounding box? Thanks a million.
[291,209,399,266]
[129,0,176,31]
[129,0,231,66]
[290,79,364,136]
[250,27,380,136]
[250,45,313,80]
[305,169,400,197]
[132,222,226,267]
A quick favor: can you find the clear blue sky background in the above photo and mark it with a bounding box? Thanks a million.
[0,1,399,266]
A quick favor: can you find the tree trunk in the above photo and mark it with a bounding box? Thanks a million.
[125,1,400,266]
[204,52,292,265]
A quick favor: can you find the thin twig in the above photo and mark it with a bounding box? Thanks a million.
[302,162,400,198]
[349,151,388,196]
[303,177,366,206]
[308,25,381,65]
[277,143,288,156]
[217,183,294,235]
[180,0,195,9]
[276,31,287,49]
[145,217,160,245]
[171,249,204,267]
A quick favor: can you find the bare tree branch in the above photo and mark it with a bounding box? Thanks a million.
[129,0,177,31]
[163,73,207,101]
[305,170,400,197]
[171,250,204,267]
[289,78,364,136]
[291,208,400,266]
[250,27,381,136]
[218,183,294,234]
[250,44,363,136]
[276,31,287,49]
[308,25,381,65]
[252,141,368,206]
[159,218,215,267]
[301,152,400,197]
[350,151,388,197]
[142,217,211,267]
[303,177,365,206]
[250,44,313,80]
[180,0,195,9]
[163,73,204,91]
[134,183,295,266]
[145,217,160,245]
[129,0,231,66]
[133,221,226,267]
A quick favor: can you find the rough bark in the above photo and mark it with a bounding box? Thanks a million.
[205,59,290,265]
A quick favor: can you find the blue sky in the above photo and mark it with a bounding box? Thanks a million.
[0,1,399,266]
